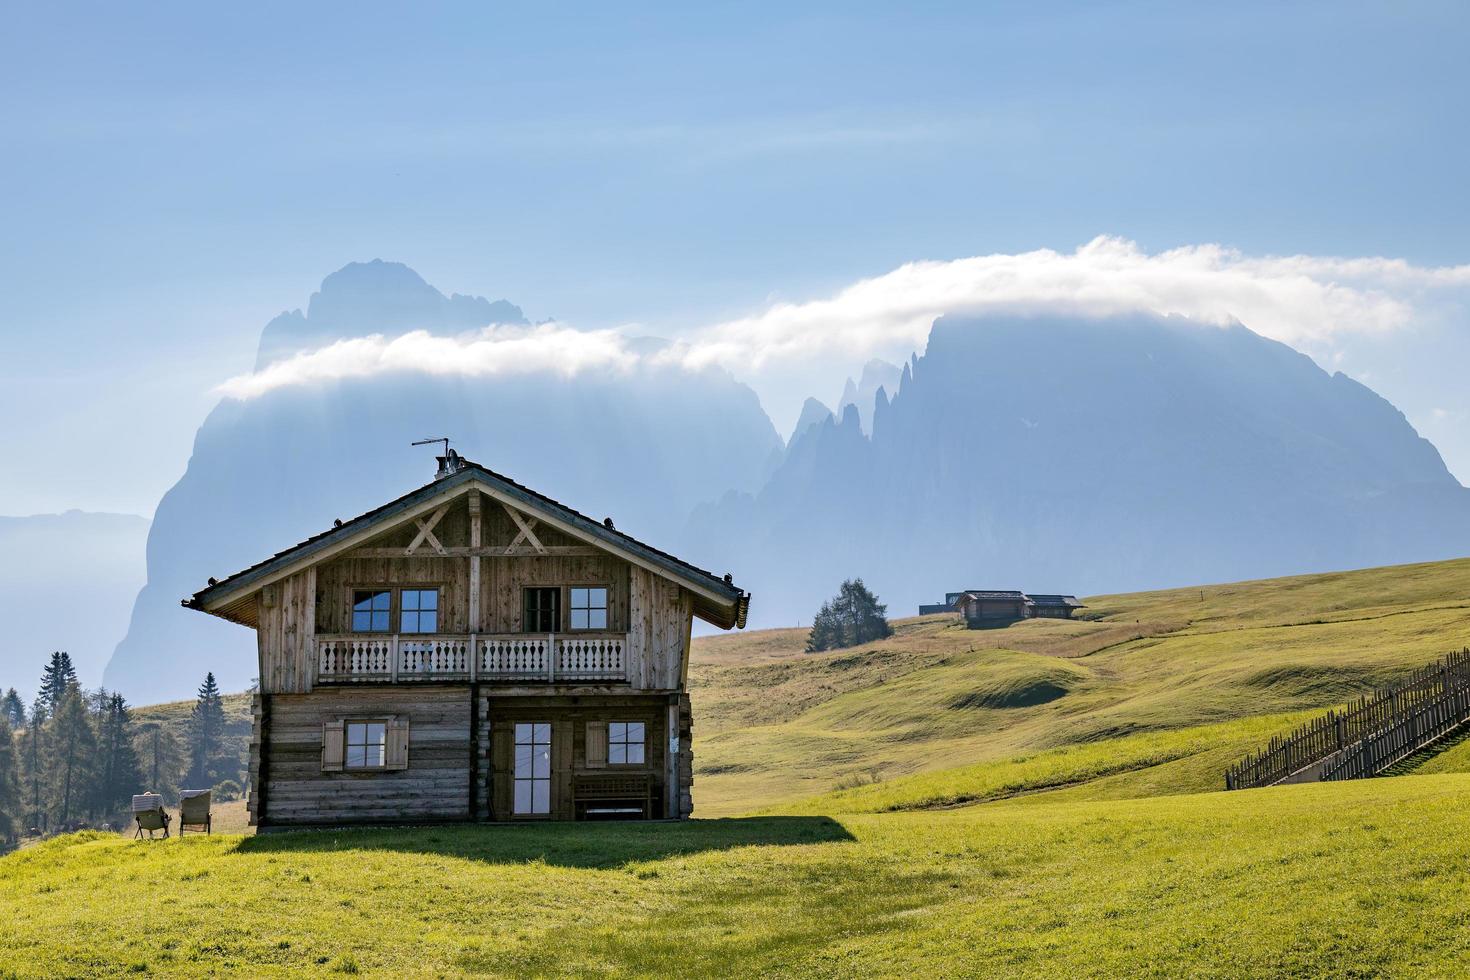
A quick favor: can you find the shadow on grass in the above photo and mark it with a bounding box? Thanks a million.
[234,815,853,869]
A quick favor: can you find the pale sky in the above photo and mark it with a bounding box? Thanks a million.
[2,2,1468,515]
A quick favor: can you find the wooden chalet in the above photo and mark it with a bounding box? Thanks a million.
[183,452,749,828]
[949,590,1085,628]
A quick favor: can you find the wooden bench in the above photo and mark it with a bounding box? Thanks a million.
[572,773,652,820]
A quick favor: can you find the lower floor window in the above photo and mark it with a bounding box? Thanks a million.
[514,722,551,814]
[608,722,645,764]
[346,720,387,769]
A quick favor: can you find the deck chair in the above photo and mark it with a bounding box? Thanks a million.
[132,793,170,839]
[179,790,212,836]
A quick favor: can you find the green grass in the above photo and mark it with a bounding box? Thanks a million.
[5,775,1470,976]
[690,556,1470,813]
[9,555,1470,975]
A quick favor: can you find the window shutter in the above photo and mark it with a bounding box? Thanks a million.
[585,721,607,768]
[386,716,410,770]
[322,720,345,772]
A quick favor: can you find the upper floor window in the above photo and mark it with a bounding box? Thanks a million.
[524,587,560,632]
[352,590,391,632]
[570,587,608,630]
[400,589,439,634]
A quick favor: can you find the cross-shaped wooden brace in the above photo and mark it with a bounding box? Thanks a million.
[502,503,546,555]
[405,503,450,556]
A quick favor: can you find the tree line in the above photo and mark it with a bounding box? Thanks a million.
[0,653,237,845]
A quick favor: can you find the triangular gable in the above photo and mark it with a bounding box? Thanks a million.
[184,461,749,630]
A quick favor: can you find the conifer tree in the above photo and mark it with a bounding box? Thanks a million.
[92,695,143,820]
[18,699,48,831]
[37,652,78,714]
[188,673,227,788]
[806,579,893,652]
[1,689,23,730]
[0,714,19,842]
[46,684,98,827]
[134,721,184,797]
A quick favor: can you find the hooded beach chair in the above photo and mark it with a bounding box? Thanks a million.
[132,793,170,839]
[179,790,212,836]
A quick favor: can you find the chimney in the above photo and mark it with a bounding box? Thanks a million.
[435,449,466,480]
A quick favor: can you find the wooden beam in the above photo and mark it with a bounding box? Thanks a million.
[502,503,546,555]
[468,492,482,633]
[347,545,601,558]
[405,503,450,556]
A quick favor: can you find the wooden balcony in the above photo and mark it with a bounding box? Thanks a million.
[314,633,628,684]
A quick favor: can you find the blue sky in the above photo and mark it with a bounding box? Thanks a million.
[2,2,1468,514]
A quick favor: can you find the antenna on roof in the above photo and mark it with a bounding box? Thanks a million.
[414,436,465,480]
[412,436,451,457]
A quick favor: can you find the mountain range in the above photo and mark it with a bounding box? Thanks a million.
[36,261,1465,704]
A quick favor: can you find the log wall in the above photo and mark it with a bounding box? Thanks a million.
[261,686,472,826]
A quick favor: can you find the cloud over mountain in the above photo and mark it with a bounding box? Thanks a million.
[216,239,1470,438]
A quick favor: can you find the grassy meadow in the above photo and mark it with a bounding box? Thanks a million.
[4,556,1470,976]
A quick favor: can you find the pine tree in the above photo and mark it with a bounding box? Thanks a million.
[1,689,24,730]
[134,722,184,798]
[0,714,20,843]
[18,699,48,831]
[188,673,226,788]
[37,652,78,714]
[92,695,143,821]
[805,601,837,653]
[45,683,98,827]
[806,579,893,652]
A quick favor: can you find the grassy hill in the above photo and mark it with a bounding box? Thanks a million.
[689,556,1470,814]
[4,557,1470,976]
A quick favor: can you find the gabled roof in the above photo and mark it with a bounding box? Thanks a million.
[957,590,1030,602]
[1027,594,1085,608]
[183,459,750,630]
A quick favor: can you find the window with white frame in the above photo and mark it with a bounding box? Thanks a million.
[345,720,387,769]
[400,588,439,633]
[513,722,551,814]
[608,721,645,765]
[570,587,608,630]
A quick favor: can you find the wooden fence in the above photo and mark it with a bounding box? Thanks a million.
[1224,648,1470,790]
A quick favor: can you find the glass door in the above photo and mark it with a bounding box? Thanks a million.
[513,722,551,815]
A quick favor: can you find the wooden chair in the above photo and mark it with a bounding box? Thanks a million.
[132,793,170,839]
[179,790,212,836]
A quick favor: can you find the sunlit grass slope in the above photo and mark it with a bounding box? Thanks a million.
[4,776,1470,977]
[689,557,1470,814]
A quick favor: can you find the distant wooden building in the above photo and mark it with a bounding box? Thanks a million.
[955,590,1032,626]
[1026,595,1085,619]
[184,453,749,828]
[930,590,1086,627]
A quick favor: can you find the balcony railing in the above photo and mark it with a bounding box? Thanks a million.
[315,632,627,684]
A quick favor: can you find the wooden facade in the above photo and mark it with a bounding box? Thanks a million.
[190,455,747,828]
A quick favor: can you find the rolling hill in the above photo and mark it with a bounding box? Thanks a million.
[6,556,1470,976]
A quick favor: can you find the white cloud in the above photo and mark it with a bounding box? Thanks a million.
[216,323,637,400]
[217,237,1470,415]
[673,236,1470,376]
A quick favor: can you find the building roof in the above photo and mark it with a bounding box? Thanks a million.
[1027,594,1085,608]
[182,457,750,630]
[956,590,1030,602]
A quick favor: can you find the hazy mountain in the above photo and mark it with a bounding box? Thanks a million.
[686,311,1470,628]
[254,260,528,369]
[0,511,150,700]
[788,397,835,444]
[838,359,902,435]
[106,262,782,702]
